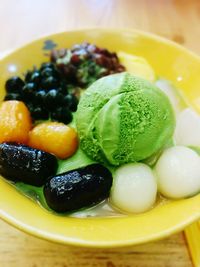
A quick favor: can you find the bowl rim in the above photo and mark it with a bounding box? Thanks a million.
[1,27,200,61]
[1,203,200,248]
[0,27,200,248]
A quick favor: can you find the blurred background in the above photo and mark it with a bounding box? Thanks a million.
[0,1,200,267]
[0,0,199,55]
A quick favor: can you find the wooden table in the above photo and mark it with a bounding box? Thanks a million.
[0,0,200,266]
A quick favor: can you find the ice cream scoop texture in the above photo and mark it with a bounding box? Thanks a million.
[76,72,175,165]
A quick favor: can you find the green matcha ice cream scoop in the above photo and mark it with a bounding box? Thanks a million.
[76,72,175,165]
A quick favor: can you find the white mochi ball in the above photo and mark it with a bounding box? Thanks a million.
[155,146,200,199]
[110,163,157,213]
[174,108,200,146]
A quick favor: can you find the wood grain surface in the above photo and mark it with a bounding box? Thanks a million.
[0,0,200,266]
[0,219,193,267]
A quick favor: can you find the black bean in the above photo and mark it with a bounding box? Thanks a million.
[44,89,63,109]
[51,106,72,124]
[68,94,78,112]
[22,83,36,100]
[41,67,58,79]
[34,90,46,104]
[41,76,59,90]
[5,77,25,93]
[30,71,41,85]
[62,95,70,106]
[31,106,49,120]
[40,62,55,71]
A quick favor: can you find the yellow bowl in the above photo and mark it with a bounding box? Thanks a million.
[0,28,200,248]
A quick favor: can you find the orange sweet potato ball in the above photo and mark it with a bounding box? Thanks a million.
[0,100,32,144]
[28,122,78,159]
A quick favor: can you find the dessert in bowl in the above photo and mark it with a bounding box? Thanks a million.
[0,28,200,247]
